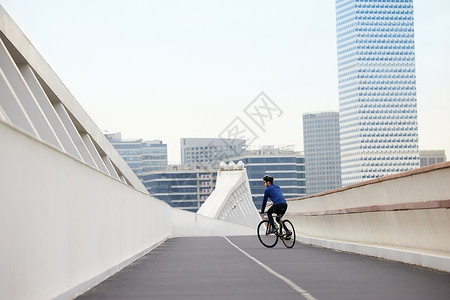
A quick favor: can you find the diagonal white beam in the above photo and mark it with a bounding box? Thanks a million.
[0,66,37,136]
[102,155,120,180]
[19,64,82,158]
[0,38,60,148]
[54,102,97,168]
[0,104,10,123]
[81,133,109,174]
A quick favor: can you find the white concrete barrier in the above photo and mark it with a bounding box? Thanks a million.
[0,121,254,300]
[172,209,255,237]
[286,162,450,272]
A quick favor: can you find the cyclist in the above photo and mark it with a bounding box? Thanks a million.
[260,175,290,236]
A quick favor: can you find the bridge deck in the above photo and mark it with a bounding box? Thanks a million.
[77,236,450,300]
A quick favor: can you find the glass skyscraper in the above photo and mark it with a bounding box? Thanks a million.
[181,138,246,169]
[228,146,306,208]
[105,132,168,179]
[142,167,217,212]
[303,112,341,195]
[336,0,419,186]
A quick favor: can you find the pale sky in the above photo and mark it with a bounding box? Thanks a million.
[2,0,449,163]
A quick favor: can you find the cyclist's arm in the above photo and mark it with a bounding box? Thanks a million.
[260,189,269,213]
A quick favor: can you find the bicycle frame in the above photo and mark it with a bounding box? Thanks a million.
[258,212,295,248]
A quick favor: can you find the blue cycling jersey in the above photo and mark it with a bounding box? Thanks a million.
[261,184,286,212]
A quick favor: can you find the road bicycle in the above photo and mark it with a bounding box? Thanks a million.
[257,213,296,248]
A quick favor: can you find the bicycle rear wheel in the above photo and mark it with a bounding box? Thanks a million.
[280,219,296,248]
[257,220,278,248]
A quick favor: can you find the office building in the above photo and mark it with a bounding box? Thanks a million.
[181,138,246,169]
[229,146,306,209]
[336,0,420,186]
[105,132,168,179]
[303,112,341,195]
[142,165,217,212]
[419,150,446,167]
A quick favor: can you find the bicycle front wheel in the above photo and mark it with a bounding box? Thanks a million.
[280,219,296,248]
[257,220,278,248]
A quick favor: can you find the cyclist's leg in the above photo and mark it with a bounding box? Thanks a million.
[272,203,287,228]
[266,205,276,227]
[275,203,289,231]
[275,215,282,227]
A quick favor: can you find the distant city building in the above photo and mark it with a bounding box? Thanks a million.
[303,112,341,195]
[228,146,306,209]
[181,138,246,169]
[142,166,217,212]
[420,150,446,167]
[336,0,420,186]
[105,132,168,179]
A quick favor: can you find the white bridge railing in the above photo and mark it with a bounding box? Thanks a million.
[287,162,450,272]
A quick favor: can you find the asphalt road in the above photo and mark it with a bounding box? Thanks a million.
[76,236,450,300]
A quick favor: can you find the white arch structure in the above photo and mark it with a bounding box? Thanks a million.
[198,161,261,228]
[0,6,144,191]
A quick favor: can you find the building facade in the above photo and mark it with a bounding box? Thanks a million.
[229,146,306,209]
[105,132,168,179]
[336,0,420,186]
[419,150,446,167]
[180,138,246,169]
[303,112,341,195]
[142,166,217,212]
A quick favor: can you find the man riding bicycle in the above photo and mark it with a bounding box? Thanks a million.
[260,175,290,236]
